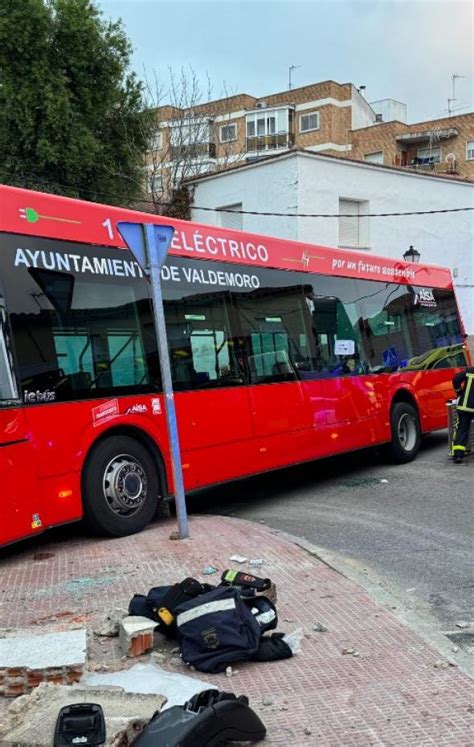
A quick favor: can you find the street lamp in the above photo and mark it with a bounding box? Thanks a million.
[403,245,421,263]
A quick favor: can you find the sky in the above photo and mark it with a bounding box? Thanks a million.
[99,0,474,123]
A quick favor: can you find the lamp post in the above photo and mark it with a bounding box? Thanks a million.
[403,245,421,263]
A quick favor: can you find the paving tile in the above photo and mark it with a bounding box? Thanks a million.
[0,516,472,744]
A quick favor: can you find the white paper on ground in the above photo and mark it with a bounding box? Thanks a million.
[83,662,212,709]
[283,628,303,654]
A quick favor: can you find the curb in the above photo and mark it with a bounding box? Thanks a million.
[263,523,474,681]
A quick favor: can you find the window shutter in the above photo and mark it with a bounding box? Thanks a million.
[364,151,384,164]
[220,204,243,230]
[339,199,360,246]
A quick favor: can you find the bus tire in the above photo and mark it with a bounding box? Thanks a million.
[83,435,160,537]
[388,402,421,463]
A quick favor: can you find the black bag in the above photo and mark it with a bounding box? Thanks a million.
[244,595,278,634]
[176,586,262,673]
[129,578,213,638]
[130,689,266,746]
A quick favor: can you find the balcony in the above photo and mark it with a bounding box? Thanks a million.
[170,142,217,160]
[395,128,459,145]
[392,154,459,175]
[246,133,295,153]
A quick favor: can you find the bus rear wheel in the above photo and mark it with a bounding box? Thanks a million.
[388,402,421,463]
[83,435,160,537]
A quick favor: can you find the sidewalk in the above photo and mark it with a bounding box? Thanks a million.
[0,515,472,745]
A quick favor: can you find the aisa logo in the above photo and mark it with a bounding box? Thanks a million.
[414,288,437,308]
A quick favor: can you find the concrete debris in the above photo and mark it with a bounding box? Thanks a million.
[83,662,212,709]
[341,647,360,656]
[0,628,86,697]
[106,718,149,746]
[169,530,180,540]
[262,696,273,706]
[170,657,183,667]
[95,608,128,637]
[119,616,156,658]
[0,682,165,746]
[433,660,450,669]
[304,726,312,735]
[150,652,166,664]
[312,622,328,633]
[229,555,248,564]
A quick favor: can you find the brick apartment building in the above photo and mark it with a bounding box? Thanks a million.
[146,80,474,200]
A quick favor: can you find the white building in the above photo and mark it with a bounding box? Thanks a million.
[188,151,474,334]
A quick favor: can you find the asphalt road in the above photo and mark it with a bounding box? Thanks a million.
[188,431,474,657]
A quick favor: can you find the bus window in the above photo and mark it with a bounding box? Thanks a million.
[354,280,414,371]
[164,294,242,390]
[0,290,18,401]
[235,285,313,384]
[354,280,464,371]
[410,288,464,353]
[2,239,159,401]
[303,277,365,376]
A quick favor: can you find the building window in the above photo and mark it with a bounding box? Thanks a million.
[299,112,319,133]
[245,108,293,152]
[220,123,237,143]
[150,131,163,150]
[149,172,163,193]
[218,203,243,231]
[364,151,384,165]
[339,199,370,248]
[466,140,474,160]
[416,145,441,164]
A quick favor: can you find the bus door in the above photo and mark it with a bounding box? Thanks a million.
[163,271,254,488]
[309,279,380,450]
[235,283,320,468]
[0,289,41,545]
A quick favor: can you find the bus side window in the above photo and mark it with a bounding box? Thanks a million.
[235,285,314,384]
[0,292,18,401]
[303,278,364,377]
[5,243,158,401]
[163,292,242,391]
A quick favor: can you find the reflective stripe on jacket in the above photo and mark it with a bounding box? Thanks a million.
[453,367,474,413]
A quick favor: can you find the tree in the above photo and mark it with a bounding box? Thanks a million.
[144,67,247,216]
[0,0,152,205]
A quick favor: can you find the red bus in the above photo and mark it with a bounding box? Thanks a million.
[0,185,469,546]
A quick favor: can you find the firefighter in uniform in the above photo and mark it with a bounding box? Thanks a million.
[452,366,474,463]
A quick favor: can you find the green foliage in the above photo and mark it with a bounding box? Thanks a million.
[0,0,152,204]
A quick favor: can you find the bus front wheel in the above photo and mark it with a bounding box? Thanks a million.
[83,435,160,537]
[388,402,421,463]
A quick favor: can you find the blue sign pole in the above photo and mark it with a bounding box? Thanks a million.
[117,221,189,539]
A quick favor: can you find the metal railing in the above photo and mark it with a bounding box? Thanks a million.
[246,133,295,153]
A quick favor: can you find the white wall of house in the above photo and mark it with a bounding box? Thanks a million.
[192,156,300,240]
[190,152,474,333]
[351,86,377,130]
[370,98,407,123]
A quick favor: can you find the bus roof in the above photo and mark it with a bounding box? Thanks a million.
[0,183,453,289]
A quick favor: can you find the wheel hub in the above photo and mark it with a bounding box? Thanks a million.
[103,454,148,516]
[398,413,416,451]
